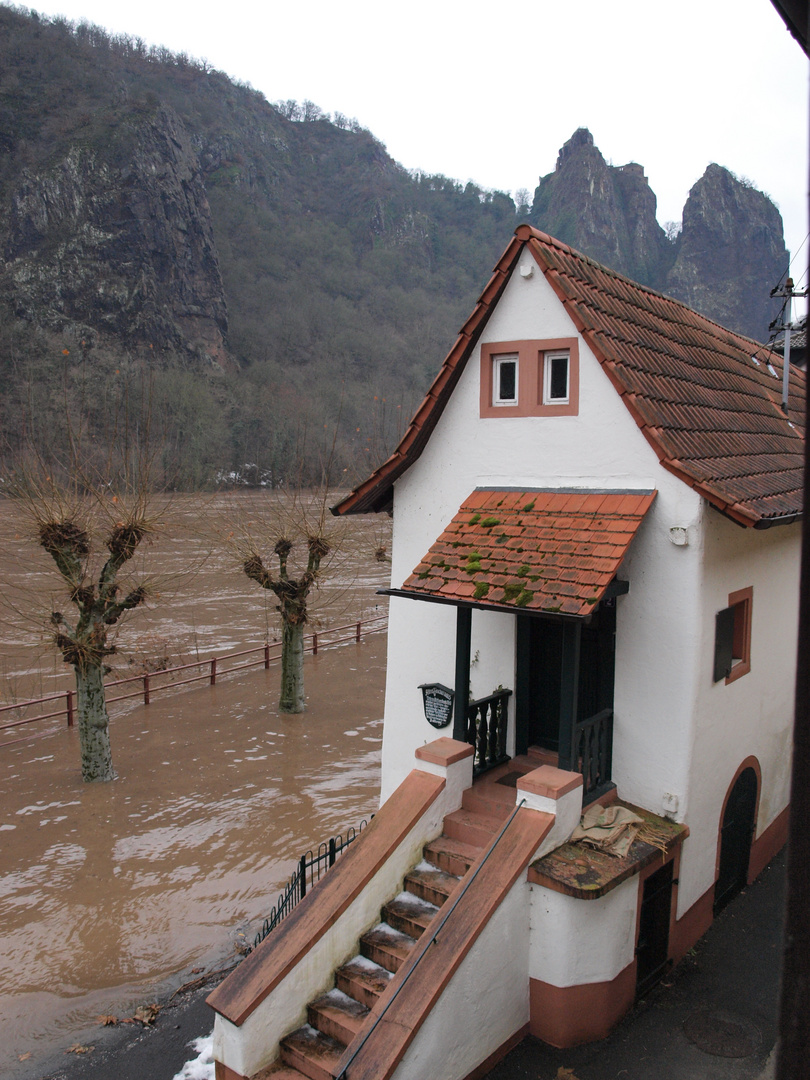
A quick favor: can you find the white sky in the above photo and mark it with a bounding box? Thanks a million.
[20,0,810,284]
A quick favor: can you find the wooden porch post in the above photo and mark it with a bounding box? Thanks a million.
[557,619,581,772]
[453,606,472,741]
[515,615,531,756]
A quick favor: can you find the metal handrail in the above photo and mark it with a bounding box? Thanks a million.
[335,798,528,1079]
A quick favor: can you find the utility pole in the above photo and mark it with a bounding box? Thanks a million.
[769,277,808,413]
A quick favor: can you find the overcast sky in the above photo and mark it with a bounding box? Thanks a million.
[22,0,810,286]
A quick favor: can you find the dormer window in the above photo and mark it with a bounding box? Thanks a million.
[493,355,518,405]
[544,352,570,404]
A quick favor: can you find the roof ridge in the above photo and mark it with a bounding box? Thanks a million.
[335,227,805,526]
[520,226,769,350]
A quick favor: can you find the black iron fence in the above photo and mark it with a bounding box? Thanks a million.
[249,818,372,952]
[465,688,512,776]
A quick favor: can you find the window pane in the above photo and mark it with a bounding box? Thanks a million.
[498,360,516,401]
[549,355,568,400]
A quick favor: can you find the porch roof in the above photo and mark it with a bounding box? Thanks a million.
[399,488,657,617]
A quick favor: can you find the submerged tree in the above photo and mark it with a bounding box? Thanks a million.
[33,492,155,781]
[243,531,330,713]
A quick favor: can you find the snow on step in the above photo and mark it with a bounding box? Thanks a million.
[336,955,393,1008]
[383,891,439,937]
[308,987,369,1044]
[360,921,418,972]
[280,1023,344,1080]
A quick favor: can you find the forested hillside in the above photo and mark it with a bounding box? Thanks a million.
[0,5,789,489]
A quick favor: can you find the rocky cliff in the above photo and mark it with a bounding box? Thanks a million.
[666,163,787,339]
[0,8,791,485]
[530,129,786,340]
[1,101,229,366]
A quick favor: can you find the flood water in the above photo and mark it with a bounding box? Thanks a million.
[0,493,391,1078]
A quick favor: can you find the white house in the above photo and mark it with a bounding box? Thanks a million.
[208,227,802,1079]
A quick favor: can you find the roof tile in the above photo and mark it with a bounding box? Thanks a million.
[335,228,804,525]
[400,489,656,617]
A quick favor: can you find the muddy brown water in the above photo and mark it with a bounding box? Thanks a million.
[0,493,392,1078]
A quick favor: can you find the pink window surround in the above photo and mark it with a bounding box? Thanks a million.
[480,338,580,418]
[725,585,753,684]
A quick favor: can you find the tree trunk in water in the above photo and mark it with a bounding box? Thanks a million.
[75,662,115,782]
[280,621,305,713]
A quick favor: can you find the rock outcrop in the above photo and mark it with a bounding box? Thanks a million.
[530,129,672,288]
[530,129,787,341]
[1,103,229,366]
[666,164,787,340]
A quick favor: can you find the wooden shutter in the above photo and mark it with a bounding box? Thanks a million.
[714,606,735,682]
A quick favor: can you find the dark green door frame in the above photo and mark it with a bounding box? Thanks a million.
[453,606,472,741]
[558,619,581,771]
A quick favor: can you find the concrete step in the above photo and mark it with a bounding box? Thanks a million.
[262,1063,308,1079]
[443,806,504,848]
[360,921,418,973]
[382,891,439,938]
[307,987,369,1045]
[404,861,462,906]
[461,783,516,819]
[335,955,393,1008]
[279,1024,344,1080]
[422,835,483,877]
[527,746,557,767]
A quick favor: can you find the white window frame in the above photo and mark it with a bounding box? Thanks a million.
[543,351,570,405]
[492,354,519,406]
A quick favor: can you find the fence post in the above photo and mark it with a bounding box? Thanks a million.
[66,690,74,728]
[356,621,361,643]
[329,836,337,867]
[210,658,217,686]
[299,853,307,899]
[144,673,150,706]
[312,632,318,656]
[264,644,270,669]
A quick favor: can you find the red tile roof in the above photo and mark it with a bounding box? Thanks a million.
[333,227,804,528]
[399,489,657,617]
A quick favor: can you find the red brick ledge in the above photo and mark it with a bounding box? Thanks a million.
[415,737,475,767]
[207,769,445,1027]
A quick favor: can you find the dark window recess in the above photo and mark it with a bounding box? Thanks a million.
[548,355,569,400]
[498,360,517,401]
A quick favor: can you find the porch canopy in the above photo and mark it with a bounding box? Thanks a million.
[389,488,657,618]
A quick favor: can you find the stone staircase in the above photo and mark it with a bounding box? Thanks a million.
[264,757,539,1080]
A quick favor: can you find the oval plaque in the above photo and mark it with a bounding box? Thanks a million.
[419,682,454,729]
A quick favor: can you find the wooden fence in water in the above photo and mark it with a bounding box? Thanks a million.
[0,614,388,736]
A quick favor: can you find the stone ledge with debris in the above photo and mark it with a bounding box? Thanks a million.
[529,801,687,899]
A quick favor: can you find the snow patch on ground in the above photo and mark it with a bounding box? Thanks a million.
[172,1034,214,1080]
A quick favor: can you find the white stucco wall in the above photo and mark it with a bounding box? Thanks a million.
[672,514,800,916]
[383,252,705,809]
[529,876,638,987]
[380,246,800,923]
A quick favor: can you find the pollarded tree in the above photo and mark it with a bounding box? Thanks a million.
[18,485,157,782]
[243,531,330,713]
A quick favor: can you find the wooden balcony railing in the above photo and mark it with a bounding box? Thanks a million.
[572,707,614,803]
[465,688,512,776]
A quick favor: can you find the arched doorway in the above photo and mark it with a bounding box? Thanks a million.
[714,767,758,914]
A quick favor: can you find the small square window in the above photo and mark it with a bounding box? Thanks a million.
[544,352,569,404]
[493,355,518,405]
[713,587,752,683]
